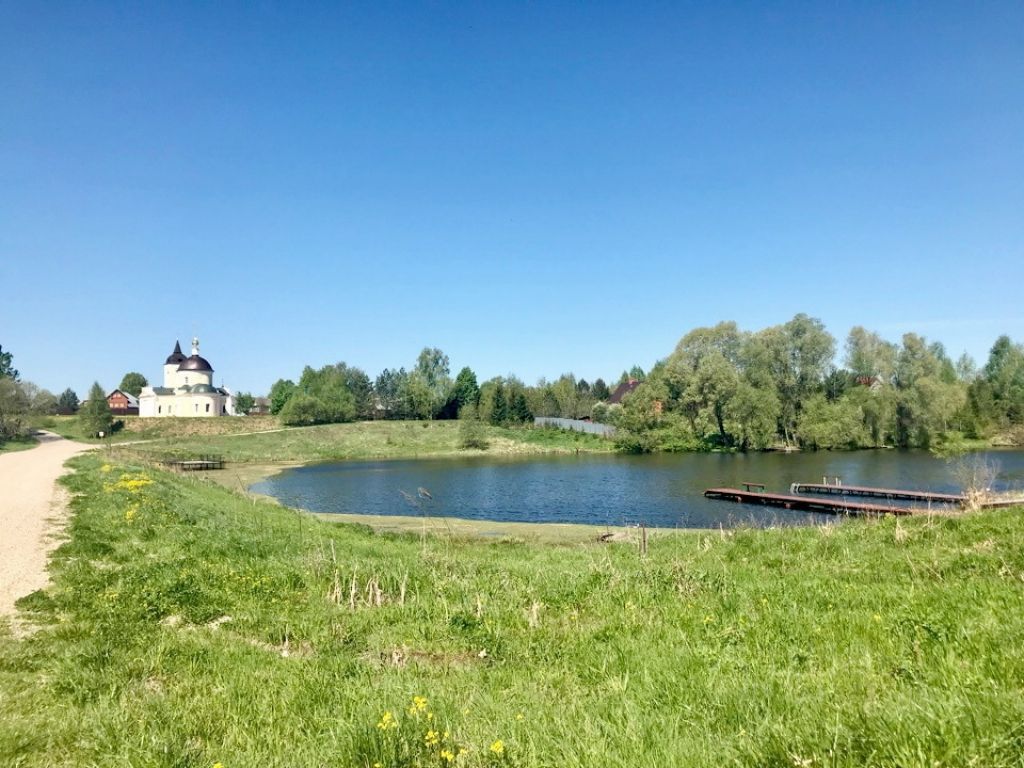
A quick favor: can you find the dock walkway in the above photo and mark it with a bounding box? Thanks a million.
[704,488,914,516]
[789,482,963,505]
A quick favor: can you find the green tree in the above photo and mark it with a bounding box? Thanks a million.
[118,372,148,397]
[400,374,434,421]
[510,389,533,424]
[80,382,113,436]
[0,378,30,441]
[458,403,489,450]
[279,393,330,426]
[374,368,409,419]
[414,347,452,418]
[0,344,18,381]
[58,388,80,413]
[234,392,255,415]
[844,327,897,382]
[592,378,611,401]
[269,379,296,415]
[797,393,867,449]
[489,383,509,426]
[444,366,480,419]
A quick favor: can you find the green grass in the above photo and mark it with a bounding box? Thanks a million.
[123,420,615,464]
[0,434,38,453]
[2,455,1024,767]
[39,414,282,444]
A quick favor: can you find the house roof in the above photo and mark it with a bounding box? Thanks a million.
[608,379,641,405]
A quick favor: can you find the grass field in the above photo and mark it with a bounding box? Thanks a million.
[2,453,1023,766]
[119,419,614,464]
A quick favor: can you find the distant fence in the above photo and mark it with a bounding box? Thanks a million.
[534,417,616,438]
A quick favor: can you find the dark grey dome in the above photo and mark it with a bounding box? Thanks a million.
[192,383,215,394]
[178,355,213,372]
[165,341,187,365]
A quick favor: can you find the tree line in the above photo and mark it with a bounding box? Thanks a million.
[265,345,653,428]
[608,314,1024,453]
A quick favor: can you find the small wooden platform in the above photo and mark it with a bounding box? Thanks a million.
[704,488,913,516]
[164,456,224,471]
[789,482,963,505]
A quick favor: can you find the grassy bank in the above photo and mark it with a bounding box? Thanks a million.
[122,420,614,464]
[0,434,38,454]
[3,455,1024,766]
[39,414,283,444]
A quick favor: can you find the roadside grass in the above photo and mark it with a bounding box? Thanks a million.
[2,454,1024,766]
[0,434,38,454]
[124,420,614,464]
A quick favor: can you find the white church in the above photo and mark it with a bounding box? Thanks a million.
[138,338,236,418]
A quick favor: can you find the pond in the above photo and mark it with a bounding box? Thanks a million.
[250,450,1024,529]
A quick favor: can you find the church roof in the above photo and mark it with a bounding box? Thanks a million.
[165,341,187,365]
[178,354,214,373]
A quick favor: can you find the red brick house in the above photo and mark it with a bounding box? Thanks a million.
[106,389,140,416]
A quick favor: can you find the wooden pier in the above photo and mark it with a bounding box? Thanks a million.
[163,455,224,471]
[704,488,913,516]
[789,482,964,505]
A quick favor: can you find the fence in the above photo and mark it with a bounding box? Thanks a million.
[533,417,616,437]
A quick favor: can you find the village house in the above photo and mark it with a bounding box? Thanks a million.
[105,389,139,416]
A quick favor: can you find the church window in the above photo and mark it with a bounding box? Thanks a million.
[195,404,199,413]
[205,403,210,413]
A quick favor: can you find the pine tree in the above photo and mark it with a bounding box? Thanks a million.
[80,382,113,436]
[58,388,80,412]
[490,384,509,426]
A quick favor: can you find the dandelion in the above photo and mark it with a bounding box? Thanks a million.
[489,740,504,756]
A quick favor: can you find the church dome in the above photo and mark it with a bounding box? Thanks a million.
[192,383,216,394]
[165,341,187,365]
[178,355,214,372]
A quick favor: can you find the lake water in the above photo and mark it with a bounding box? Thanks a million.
[251,450,1024,529]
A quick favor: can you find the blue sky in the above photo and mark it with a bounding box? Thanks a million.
[2,2,1022,397]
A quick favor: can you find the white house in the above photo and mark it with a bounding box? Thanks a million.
[138,338,236,418]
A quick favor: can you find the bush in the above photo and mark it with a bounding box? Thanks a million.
[279,394,330,426]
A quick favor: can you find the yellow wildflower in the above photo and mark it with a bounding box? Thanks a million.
[100,464,113,473]
[125,505,138,523]
[489,740,504,756]
[515,713,524,721]
[408,695,429,714]
[440,748,455,763]
[212,763,224,768]
[376,710,397,731]
[425,729,440,746]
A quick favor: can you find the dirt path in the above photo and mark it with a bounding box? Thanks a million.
[0,431,91,616]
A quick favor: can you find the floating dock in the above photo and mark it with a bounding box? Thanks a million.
[789,482,963,505]
[703,487,913,516]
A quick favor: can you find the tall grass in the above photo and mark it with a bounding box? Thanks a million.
[2,454,1023,766]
